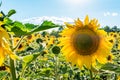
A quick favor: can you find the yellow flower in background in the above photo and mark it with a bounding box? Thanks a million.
[13,37,20,47]
[41,49,48,56]
[109,32,114,36]
[107,36,116,45]
[118,32,120,37]
[35,33,41,38]
[0,65,10,73]
[59,15,113,69]
[107,53,114,63]
[113,32,118,38]
[109,32,119,39]
[0,27,17,65]
[24,34,36,44]
[17,42,26,52]
[118,75,120,80]
[46,36,56,46]
[118,43,120,50]
[43,34,50,44]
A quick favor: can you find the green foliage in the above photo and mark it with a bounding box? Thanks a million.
[1,9,61,37]
[22,53,40,68]
[0,71,8,79]
[3,17,12,24]
[101,63,120,73]
[103,26,111,32]
[24,23,36,31]
[11,26,27,37]
[4,19,61,37]
[32,20,61,33]
[102,25,120,32]
[7,9,16,17]
[1,9,120,80]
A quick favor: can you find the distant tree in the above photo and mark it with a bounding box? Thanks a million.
[111,26,118,32]
[41,31,49,37]
[117,27,120,32]
[50,30,59,37]
[58,26,64,31]
[103,26,111,32]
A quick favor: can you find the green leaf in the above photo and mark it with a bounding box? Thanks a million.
[7,9,16,17]
[101,63,120,73]
[22,53,40,68]
[3,17,13,24]
[7,20,61,37]
[11,26,27,37]
[13,21,26,31]
[24,23,36,31]
[10,21,28,36]
[31,20,61,33]
[0,71,8,79]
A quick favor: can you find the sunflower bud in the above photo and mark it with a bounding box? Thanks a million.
[52,46,60,54]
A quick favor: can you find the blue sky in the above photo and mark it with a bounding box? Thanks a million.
[1,0,120,27]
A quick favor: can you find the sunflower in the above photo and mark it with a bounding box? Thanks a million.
[46,36,56,46]
[17,42,26,52]
[118,75,120,80]
[59,15,113,69]
[109,32,114,36]
[107,54,114,63]
[107,36,116,45]
[0,65,10,72]
[118,43,120,50]
[24,34,36,44]
[0,26,17,65]
[118,32,120,37]
[13,37,20,47]
[113,32,118,38]
[35,33,41,38]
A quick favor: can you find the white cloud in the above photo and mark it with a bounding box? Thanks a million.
[21,16,74,33]
[22,16,74,25]
[104,12,110,16]
[112,12,118,16]
[104,12,119,17]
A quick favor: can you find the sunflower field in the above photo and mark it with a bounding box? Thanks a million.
[0,9,120,80]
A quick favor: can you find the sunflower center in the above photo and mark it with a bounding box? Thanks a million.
[72,29,99,55]
[76,34,93,50]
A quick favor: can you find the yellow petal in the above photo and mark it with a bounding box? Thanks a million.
[84,15,89,25]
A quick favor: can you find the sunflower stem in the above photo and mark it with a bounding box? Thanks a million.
[9,35,17,80]
[10,58,16,80]
[20,65,27,78]
[54,55,59,80]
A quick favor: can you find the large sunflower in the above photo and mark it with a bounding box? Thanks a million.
[59,15,113,69]
[0,26,17,65]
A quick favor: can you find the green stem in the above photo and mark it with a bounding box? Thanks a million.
[54,55,59,80]
[9,35,17,80]
[89,70,93,80]
[9,35,24,80]
[20,65,27,78]
[10,58,16,80]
